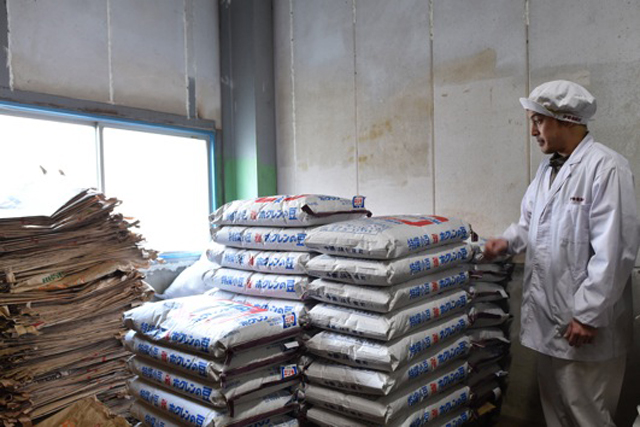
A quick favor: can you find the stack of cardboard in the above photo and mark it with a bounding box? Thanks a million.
[0,189,156,426]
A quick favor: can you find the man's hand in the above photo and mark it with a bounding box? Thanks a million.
[483,238,509,261]
[564,319,597,347]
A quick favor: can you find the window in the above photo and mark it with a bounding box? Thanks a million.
[0,114,98,190]
[0,107,215,253]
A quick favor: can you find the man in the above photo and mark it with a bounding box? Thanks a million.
[484,80,639,427]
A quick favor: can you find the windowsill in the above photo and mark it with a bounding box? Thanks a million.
[145,251,202,273]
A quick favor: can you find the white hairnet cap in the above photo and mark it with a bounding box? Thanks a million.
[520,80,596,124]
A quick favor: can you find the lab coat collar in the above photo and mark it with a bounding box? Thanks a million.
[543,134,594,207]
[566,133,594,166]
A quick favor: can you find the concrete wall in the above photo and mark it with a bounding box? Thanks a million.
[219,0,277,202]
[274,0,640,238]
[4,0,220,124]
[274,1,640,426]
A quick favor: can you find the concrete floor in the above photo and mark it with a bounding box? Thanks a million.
[494,415,538,427]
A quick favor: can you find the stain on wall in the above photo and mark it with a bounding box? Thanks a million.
[354,0,433,216]
[435,48,497,85]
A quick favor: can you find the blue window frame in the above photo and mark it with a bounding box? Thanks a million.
[0,100,216,253]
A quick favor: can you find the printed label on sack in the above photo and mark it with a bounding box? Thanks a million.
[407,339,470,380]
[443,410,472,427]
[408,271,468,300]
[283,312,297,329]
[408,246,469,276]
[143,413,167,427]
[138,388,207,427]
[409,388,470,427]
[406,365,467,407]
[408,316,469,358]
[138,364,214,403]
[352,195,365,209]
[281,364,298,379]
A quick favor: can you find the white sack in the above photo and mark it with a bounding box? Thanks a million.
[305,313,470,372]
[464,281,508,303]
[130,400,184,427]
[243,415,300,427]
[305,336,470,396]
[206,268,307,301]
[128,356,300,407]
[469,302,510,328]
[210,195,370,227]
[304,361,469,424]
[464,263,512,283]
[123,331,299,381]
[304,215,471,260]
[305,406,472,427]
[305,243,473,286]
[128,377,295,427]
[468,363,509,389]
[206,246,311,275]
[212,226,311,252]
[393,385,471,427]
[420,408,473,427]
[308,289,469,341]
[123,296,301,358]
[305,407,370,427]
[304,268,468,313]
[468,237,511,264]
[131,401,300,427]
[467,327,510,345]
[205,289,309,320]
[159,253,218,299]
[468,343,510,371]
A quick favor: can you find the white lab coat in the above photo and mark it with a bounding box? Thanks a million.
[503,134,639,361]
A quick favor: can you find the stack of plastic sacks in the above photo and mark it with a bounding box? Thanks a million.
[124,195,371,427]
[204,195,371,344]
[205,195,371,316]
[0,189,156,426]
[460,239,513,424]
[300,215,488,427]
[123,296,303,427]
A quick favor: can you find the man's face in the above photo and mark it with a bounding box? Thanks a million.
[527,111,568,155]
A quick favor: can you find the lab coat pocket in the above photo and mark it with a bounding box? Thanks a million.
[559,203,591,244]
[560,203,591,287]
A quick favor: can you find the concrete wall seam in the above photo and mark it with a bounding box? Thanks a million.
[429,0,436,215]
[352,0,359,196]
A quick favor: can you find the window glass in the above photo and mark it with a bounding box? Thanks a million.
[0,114,98,201]
[103,127,210,252]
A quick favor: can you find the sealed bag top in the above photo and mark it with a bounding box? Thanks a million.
[304,215,471,259]
[210,195,371,227]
